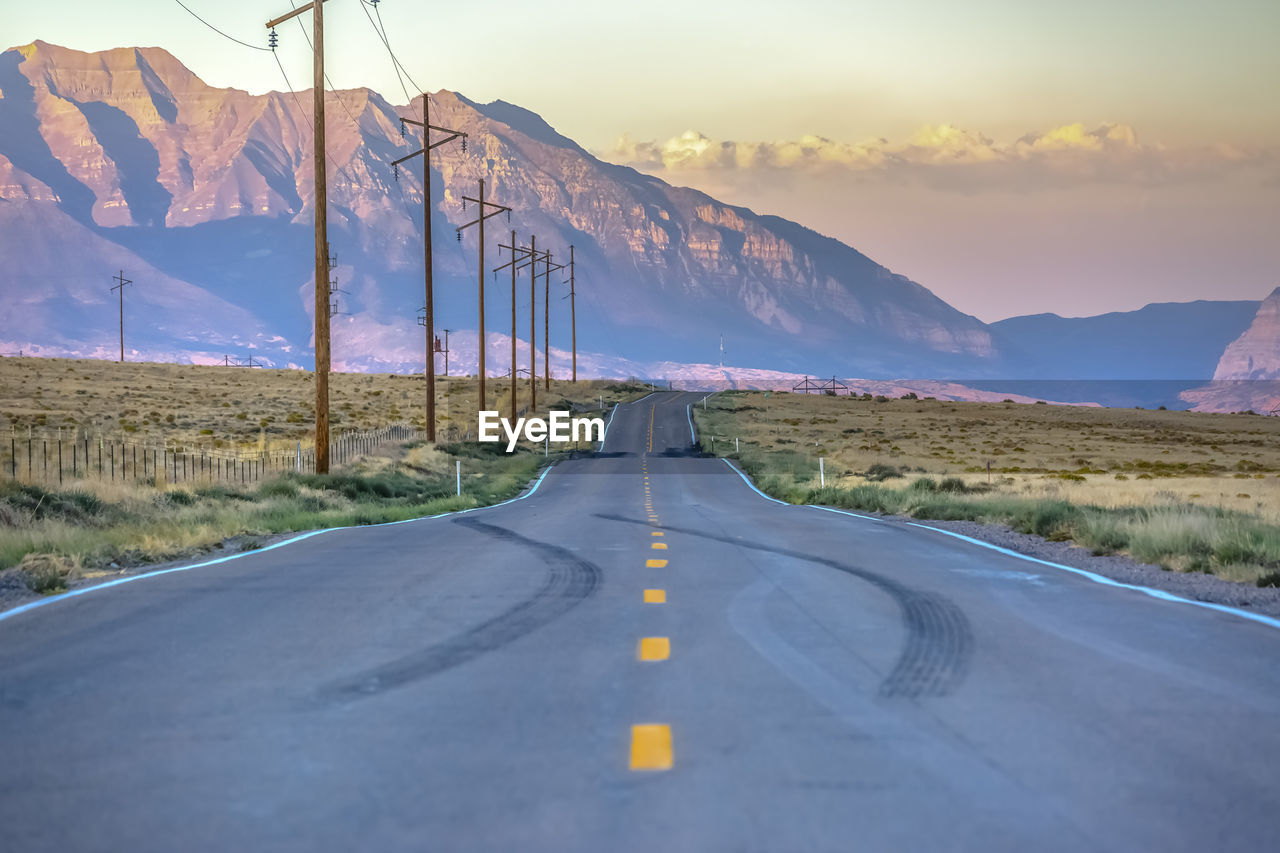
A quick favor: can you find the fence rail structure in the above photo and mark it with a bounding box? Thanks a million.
[1,423,423,488]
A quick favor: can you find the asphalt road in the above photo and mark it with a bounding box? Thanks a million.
[1,391,1278,851]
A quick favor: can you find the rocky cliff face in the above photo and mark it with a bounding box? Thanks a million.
[1178,289,1280,413]
[0,40,999,375]
[1213,288,1280,381]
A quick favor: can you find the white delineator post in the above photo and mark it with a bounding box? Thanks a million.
[456,460,461,496]
[820,457,825,487]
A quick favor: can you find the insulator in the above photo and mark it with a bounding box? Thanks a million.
[393,162,398,182]
[456,231,461,243]
[462,197,467,211]
[268,29,278,50]
[461,137,467,154]
[505,209,511,224]
[399,120,405,138]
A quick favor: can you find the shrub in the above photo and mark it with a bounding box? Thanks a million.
[864,463,903,482]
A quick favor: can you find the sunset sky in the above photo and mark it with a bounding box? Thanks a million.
[6,0,1278,320]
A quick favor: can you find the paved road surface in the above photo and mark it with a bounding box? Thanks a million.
[2,392,1278,851]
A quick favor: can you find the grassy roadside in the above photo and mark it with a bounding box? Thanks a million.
[0,364,657,596]
[694,392,1280,587]
[2,439,542,596]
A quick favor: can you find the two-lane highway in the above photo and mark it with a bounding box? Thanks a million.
[1,392,1278,851]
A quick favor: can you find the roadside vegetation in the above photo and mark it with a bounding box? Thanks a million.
[694,391,1280,586]
[0,440,545,595]
[0,356,647,455]
[0,358,656,596]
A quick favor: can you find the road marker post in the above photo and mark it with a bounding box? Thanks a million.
[820,456,825,487]
[456,459,461,496]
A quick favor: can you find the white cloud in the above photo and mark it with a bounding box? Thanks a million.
[604,123,1274,190]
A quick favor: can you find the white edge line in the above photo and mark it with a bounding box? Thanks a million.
[720,457,789,506]
[598,402,619,452]
[0,461,557,625]
[721,458,1280,632]
[899,521,1280,631]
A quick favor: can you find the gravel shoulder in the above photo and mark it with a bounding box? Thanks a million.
[870,511,1280,620]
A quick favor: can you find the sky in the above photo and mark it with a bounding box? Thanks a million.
[4,0,1278,320]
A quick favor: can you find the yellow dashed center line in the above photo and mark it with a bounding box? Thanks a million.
[638,637,670,661]
[651,542,667,550]
[646,558,668,568]
[630,724,672,771]
[651,532,663,537]
[643,588,666,603]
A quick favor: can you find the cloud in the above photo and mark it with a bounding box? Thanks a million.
[605,123,1274,190]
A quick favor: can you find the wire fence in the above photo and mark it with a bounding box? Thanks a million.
[0,424,423,489]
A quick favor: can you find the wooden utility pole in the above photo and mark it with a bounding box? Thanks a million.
[494,233,539,420]
[502,229,520,421]
[568,245,577,383]
[529,235,537,411]
[110,270,131,363]
[392,95,466,442]
[266,0,331,472]
[456,180,511,414]
[544,250,551,391]
[542,251,566,392]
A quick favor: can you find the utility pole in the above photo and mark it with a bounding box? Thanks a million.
[392,94,466,442]
[568,245,577,383]
[529,235,538,410]
[456,179,511,413]
[494,231,538,421]
[110,270,131,363]
[542,250,566,391]
[441,329,451,377]
[266,0,331,472]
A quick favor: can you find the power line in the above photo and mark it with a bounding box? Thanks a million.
[285,1,366,132]
[170,0,272,51]
[271,43,357,188]
[359,0,424,118]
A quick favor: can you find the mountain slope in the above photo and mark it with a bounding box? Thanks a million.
[0,40,996,376]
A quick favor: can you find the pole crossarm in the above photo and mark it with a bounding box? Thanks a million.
[456,206,511,233]
[391,148,425,166]
[265,0,325,30]
[401,117,468,149]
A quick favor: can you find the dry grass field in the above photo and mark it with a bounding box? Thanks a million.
[694,391,1280,583]
[0,357,652,593]
[0,357,645,455]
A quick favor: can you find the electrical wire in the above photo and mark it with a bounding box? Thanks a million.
[359,0,424,118]
[170,0,272,51]
[271,49,357,189]
[285,0,366,132]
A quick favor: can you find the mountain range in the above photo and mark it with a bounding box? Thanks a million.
[0,41,1273,413]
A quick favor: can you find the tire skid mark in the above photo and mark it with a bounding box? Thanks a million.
[596,512,972,698]
[316,518,601,704]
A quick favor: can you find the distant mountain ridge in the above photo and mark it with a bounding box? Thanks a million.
[0,40,1267,395]
[0,40,995,377]
[989,299,1261,379]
